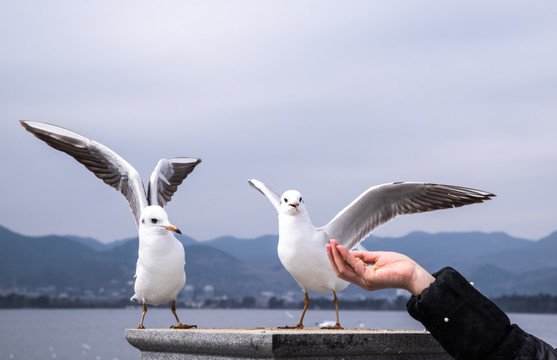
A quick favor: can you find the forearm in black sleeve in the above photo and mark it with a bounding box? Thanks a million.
[406,267,522,359]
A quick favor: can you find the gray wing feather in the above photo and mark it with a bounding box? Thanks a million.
[248,179,281,211]
[20,120,148,227]
[321,182,495,250]
[148,157,202,207]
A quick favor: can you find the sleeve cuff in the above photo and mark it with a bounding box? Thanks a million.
[406,267,515,359]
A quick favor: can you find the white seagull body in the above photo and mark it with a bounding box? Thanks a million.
[20,120,201,329]
[248,179,495,328]
[132,205,186,307]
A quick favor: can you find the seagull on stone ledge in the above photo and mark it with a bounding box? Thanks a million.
[20,120,201,329]
[248,179,495,329]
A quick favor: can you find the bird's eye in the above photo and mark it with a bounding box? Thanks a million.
[299,197,303,203]
[150,218,158,224]
[284,198,288,203]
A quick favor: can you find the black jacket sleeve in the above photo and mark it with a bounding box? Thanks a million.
[406,267,557,360]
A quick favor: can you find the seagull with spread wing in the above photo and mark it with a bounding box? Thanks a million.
[20,120,201,329]
[248,179,495,329]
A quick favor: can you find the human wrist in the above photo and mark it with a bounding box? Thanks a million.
[407,264,435,296]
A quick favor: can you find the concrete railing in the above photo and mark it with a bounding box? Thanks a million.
[126,328,452,359]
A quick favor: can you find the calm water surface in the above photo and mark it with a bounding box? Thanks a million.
[1,308,555,360]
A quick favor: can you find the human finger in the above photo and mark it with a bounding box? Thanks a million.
[329,240,353,275]
[329,241,366,285]
[333,243,369,277]
[350,251,382,266]
[326,244,341,274]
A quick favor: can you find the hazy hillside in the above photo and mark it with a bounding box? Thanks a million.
[204,235,280,265]
[1,224,556,298]
[0,225,298,299]
[184,244,297,296]
[361,231,531,274]
[0,226,127,289]
[473,231,557,273]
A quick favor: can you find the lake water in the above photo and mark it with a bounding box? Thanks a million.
[1,308,555,359]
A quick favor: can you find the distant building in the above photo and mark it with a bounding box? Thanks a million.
[183,285,194,302]
[202,285,214,300]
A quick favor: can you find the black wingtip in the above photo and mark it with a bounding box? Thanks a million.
[19,120,31,131]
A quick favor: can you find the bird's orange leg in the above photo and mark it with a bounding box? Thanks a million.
[170,300,197,329]
[137,303,147,329]
[279,291,309,329]
[321,291,343,329]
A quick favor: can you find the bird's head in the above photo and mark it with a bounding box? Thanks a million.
[139,205,182,235]
[279,190,306,216]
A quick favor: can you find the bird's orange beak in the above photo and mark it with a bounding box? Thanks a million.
[165,224,182,235]
[289,203,299,212]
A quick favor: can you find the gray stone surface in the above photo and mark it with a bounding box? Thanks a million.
[126,328,453,359]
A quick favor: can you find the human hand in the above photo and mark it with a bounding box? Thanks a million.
[326,239,435,296]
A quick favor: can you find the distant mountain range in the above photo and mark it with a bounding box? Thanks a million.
[1,224,556,299]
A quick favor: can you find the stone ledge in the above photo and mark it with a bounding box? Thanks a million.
[126,328,452,359]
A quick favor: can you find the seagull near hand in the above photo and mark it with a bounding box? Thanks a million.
[20,120,202,330]
[248,179,495,329]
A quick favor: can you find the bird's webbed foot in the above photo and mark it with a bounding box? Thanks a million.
[278,323,304,329]
[171,323,197,329]
[169,301,196,329]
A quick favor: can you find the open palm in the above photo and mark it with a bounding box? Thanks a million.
[326,240,434,296]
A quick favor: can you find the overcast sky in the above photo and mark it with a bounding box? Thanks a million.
[1,1,556,243]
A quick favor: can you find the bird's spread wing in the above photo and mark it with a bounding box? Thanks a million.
[248,179,281,211]
[147,157,202,207]
[320,182,495,250]
[20,120,148,227]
